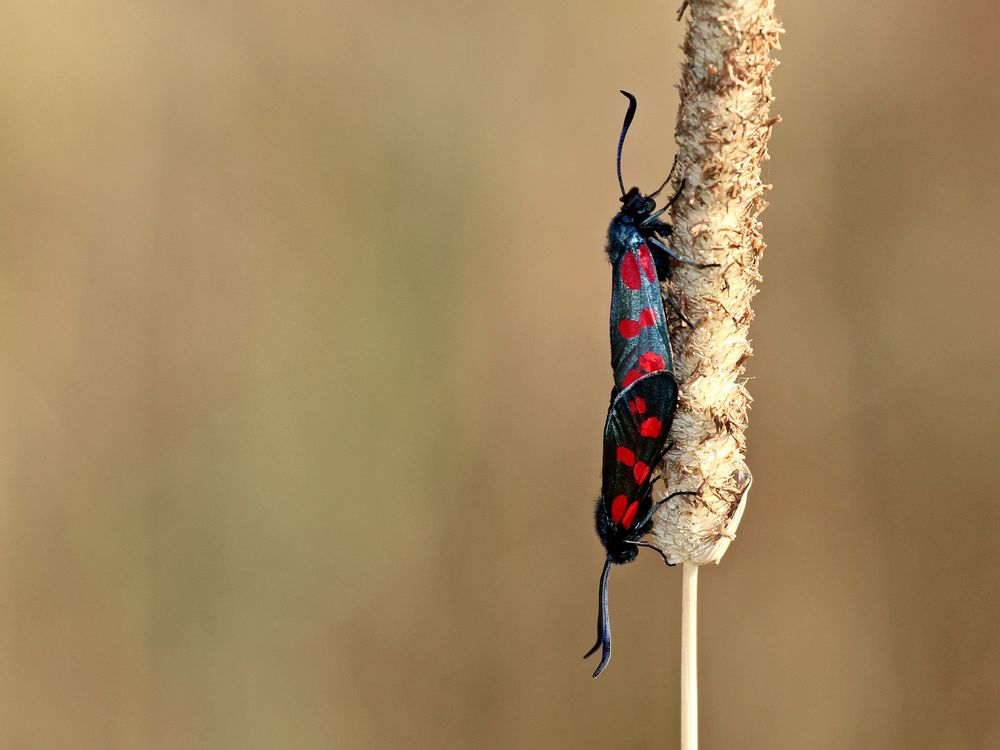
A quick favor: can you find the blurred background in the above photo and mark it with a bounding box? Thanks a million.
[1,1,998,748]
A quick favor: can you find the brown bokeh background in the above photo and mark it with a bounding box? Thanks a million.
[2,2,999,748]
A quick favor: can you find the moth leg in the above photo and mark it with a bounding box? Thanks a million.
[641,182,685,234]
[644,478,711,527]
[645,237,675,282]
[649,241,699,326]
[648,236,719,270]
[630,540,674,566]
[643,219,674,240]
[663,177,686,210]
[636,489,701,529]
[664,294,695,329]
[644,176,686,218]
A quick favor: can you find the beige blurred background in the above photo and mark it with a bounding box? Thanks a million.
[1,1,998,748]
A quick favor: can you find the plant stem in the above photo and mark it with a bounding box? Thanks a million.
[680,561,699,750]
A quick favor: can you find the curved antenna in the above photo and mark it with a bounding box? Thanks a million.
[617,91,638,196]
[583,555,614,678]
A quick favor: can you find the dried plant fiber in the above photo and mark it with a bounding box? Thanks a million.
[650,0,781,565]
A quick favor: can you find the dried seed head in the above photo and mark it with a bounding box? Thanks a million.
[650,0,782,565]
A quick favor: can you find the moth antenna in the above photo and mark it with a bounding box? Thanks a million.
[583,556,606,659]
[617,91,638,196]
[583,556,614,678]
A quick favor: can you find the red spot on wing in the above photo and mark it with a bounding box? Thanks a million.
[616,446,636,466]
[622,501,640,529]
[638,308,657,327]
[618,319,641,338]
[639,352,665,373]
[621,253,641,290]
[629,397,647,415]
[640,417,663,438]
[634,462,650,484]
[610,494,628,524]
[638,244,657,283]
[621,369,643,388]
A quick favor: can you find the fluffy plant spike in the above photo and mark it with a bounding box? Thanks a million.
[649,0,782,565]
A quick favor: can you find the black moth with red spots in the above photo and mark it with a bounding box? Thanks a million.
[585,92,707,679]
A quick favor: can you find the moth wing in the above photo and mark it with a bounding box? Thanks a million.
[599,370,678,527]
[610,244,674,390]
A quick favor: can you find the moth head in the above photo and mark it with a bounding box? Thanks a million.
[606,539,639,565]
[619,187,655,219]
